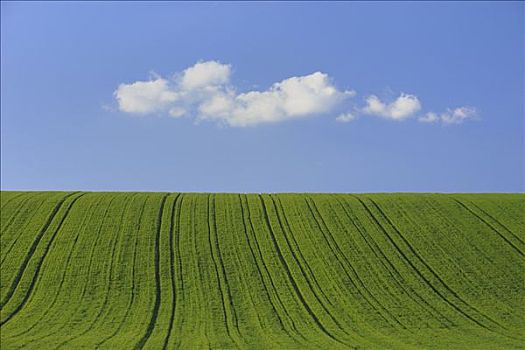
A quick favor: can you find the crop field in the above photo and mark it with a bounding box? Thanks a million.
[0,192,524,349]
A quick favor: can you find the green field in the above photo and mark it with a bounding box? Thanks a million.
[0,192,524,349]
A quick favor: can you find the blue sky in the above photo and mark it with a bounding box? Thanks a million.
[1,2,523,193]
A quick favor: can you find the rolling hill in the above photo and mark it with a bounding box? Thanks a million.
[1,192,524,349]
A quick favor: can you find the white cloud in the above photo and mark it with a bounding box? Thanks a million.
[362,93,421,120]
[441,106,477,124]
[113,60,477,128]
[335,113,356,123]
[198,91,235,117]
[418,107,477,124]
[114,78,178,114]
[114,61,355,127]
[180,61,232,91]
[168,107,186,118]
[208,72,355,127]
[418,112,439,123]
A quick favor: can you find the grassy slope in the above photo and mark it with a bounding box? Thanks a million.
[0,192,523,349]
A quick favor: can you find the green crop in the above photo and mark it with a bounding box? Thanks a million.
[1,192,524,349]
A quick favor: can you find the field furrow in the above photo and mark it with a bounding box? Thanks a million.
[1,193,55,267]
[452,198,524,256]
[261,195,352,349]
[160,193,182,350]
[0,192,77,306]
[6,194,110,345]
[305,196,411,346]
[1,192,523,349]
[362,196,515,342]
[134,193,169,350]
[1,192,85,326]
[244,195,317,348]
